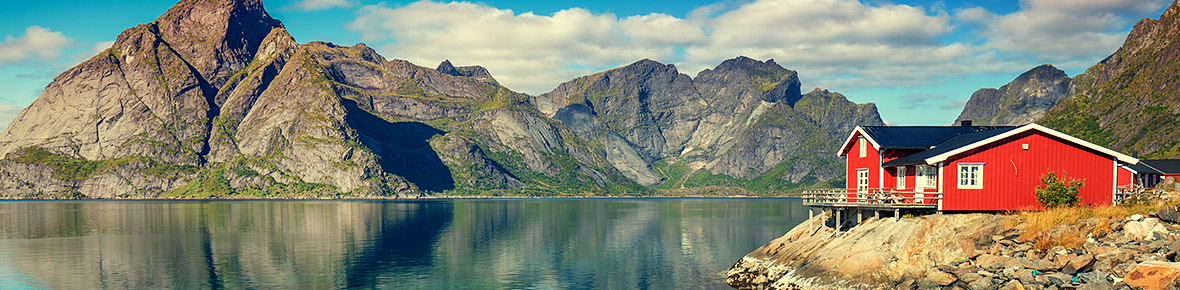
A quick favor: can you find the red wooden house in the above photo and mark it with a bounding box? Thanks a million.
[834,121,1140,211]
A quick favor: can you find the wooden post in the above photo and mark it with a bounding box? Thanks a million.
[874,210,880,220]
[895,208,900,220]
[857,209,863,224]
[836,209,841,232]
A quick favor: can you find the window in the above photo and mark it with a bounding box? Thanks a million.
[859,137,866,158]
[896,166,907,189]
[922,165,937,188]
[958,163,983,189]
[857,168,869,193]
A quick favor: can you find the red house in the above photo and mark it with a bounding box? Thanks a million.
[835,121,1139,211]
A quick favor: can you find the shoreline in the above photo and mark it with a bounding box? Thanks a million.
[727,205,1180,289]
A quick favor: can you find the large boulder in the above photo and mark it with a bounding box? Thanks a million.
[1124,261,1180,290]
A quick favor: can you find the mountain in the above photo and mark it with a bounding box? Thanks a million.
[955,64,1072,126]
[1039,0,1180,158]
[0,0,883,198]
[535,57,883,192]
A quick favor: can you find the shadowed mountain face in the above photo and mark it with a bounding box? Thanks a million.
[0,0,884,197]
[955,64,1072,126]
[536,57,883,190]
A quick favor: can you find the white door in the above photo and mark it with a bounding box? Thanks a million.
[857,169,869,193]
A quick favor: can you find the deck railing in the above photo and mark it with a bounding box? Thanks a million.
[1115,185,1164,205]
[802,188,942,208]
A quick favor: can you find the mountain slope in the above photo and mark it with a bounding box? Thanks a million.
[0,0,639,198]
[955,64,1072,126]
[1040,0,1180,158]
[536,57,884,192]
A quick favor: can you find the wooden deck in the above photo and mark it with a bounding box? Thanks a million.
[802,188,941,209]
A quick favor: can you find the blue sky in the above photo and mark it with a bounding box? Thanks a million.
[0,0,1171,128]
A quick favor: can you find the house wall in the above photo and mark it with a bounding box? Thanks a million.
[940,130,1117,211]
[845,133,881,192]
[1117,167,1133,187]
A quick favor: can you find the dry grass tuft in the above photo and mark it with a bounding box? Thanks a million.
[1008,202,1164,251]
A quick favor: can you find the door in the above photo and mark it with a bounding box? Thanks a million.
[857,168,869,193]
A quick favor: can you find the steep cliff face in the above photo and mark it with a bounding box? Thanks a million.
[1040,0,1180,158]
[0,0,638,198]
[956,65,1072,126]
[536,57,883,191]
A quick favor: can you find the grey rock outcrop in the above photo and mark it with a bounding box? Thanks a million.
[955,64,1072,126]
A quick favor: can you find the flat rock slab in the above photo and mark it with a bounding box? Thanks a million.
[1125,261,1180,290]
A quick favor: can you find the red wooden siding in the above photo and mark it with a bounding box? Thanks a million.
[845,133,881,192]
[1117,167,1133,187]
[940,130,1117,211]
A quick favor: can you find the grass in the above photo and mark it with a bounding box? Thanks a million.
[1009,199,1172,251]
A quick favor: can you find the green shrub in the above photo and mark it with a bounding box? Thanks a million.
[1035,171,1084,208]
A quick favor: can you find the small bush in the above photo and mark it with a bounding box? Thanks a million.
[1035,171,1084,208]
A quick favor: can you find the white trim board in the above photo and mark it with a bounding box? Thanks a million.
[922,123,1139,165]
[836,126,882,157]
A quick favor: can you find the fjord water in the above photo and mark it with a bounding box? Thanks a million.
[0,198,806,289]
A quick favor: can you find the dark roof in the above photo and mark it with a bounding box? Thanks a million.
[1123,162,1164,175]
[1140,159,1180,174]
[882,127,1020,167]
[861,126,1014,150]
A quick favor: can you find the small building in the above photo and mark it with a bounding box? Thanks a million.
[812,121,1139,212]
[1118,162,1163,189]
[1140,159,1180,179]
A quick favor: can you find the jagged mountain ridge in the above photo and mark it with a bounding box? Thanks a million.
[536,57,883,191]
[955,64,1072,126]
[1039,0,1180,158]
[0,0,884,198]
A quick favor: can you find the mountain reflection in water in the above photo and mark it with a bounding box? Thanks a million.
[0,199,806,289]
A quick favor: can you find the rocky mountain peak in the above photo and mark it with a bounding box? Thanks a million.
[152,0,284,87]
[956,65,1071,126]
[1015,64,1067,83]
[435,59,498,84]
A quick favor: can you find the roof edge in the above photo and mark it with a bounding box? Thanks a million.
[923,123,1139,165]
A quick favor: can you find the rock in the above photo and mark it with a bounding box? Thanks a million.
[999,280,1027,290]
[967,277,995,290]
[978,254,1022,271]
[927,268,958,286]
[917,280,944,290]
[1077,270,1109,285]
[1159,206,1180,223]
[955,64,1071,126]
[1028,259,1058,271]
[1064,254,1095,274]
[1044,273,1073,287]
[960,272,984,283]
[1124,261,1180,290]
[1055,253,1077,270]
[1016,269,1038,284]
[1123,219,1168,240]
[1130,214,1145,221]
[1076,282,1115,290]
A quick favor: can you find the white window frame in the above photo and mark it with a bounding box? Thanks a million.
[859,137,866,158]
[957,163,984,189]
[857,168,869,193]
[896,166,907,189]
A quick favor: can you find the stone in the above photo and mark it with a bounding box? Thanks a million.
[968,277,995,290]
[1130,214,1145,221]
[1064,254,1095,274]
[999,280,1026,290]
[960,272,985,283]
[1160,206,1180,223]
[1016,269,1038,284]
[917,280,944,290]
[927,268,959,286]
[1124,261,1180,290]
[1076,282,1115,290]
[1055,253,1077,270]
[978,254,1022,271]
[1028,259,1058,271]
[1044,273,1073,286]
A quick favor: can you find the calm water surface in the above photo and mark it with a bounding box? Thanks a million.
[0,198,806,289]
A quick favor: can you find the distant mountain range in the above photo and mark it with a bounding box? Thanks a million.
[0,0,882,198]
[957,0,1180,159]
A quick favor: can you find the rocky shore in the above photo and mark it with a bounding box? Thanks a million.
[727,206,1180,289]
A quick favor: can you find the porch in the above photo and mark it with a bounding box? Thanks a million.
[802,188,942,231]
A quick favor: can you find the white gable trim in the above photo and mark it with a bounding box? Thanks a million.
[1120,165,1139,174]
[837,126,882,157]
[923,123,1138,165]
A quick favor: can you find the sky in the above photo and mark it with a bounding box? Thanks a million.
[0,0,1172,128]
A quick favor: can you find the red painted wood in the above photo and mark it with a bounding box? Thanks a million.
[844,133,880,195]
[1118,167,1133,187]
[939,131,1117,211]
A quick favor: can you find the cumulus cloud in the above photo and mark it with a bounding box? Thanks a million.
[970,0,1169,61]
[348,1,703,94]
[0,26,71,67]
[290,0,354,11]
[345,0,1168,96]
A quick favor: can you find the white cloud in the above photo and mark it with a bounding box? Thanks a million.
[973,0,1169,61]
[345,0,1169,97]
[0,26,71,67]
[348,1,702,94]
[291,0,354,11]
